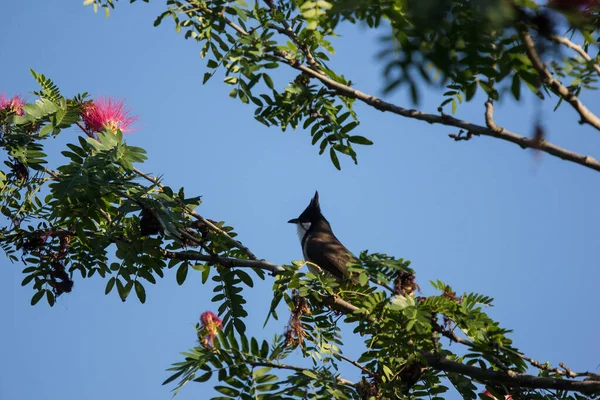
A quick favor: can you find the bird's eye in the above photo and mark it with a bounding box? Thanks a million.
[301,222,311,231]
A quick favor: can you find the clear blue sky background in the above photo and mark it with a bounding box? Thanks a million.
[1,2,599,399]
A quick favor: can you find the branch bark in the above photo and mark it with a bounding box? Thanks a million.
[423,354,600,394]
[435,320,600,380]
[520,28,600,130]
[42,143,600,395]
[162,250,284,274]
[549,34,600,77]
[133,167,259,260]
[194,3,600,174]
[328,298,600,394]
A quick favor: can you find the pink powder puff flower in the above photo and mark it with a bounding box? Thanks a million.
[483,389,512,400]
[0,93,25,116]
[80,97,137,135]
[200,311,223,347]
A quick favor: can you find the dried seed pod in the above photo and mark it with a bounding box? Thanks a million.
[394,271,419,297]
[49,261,74,296]
[12,160,29,181]
[357,378,380,400]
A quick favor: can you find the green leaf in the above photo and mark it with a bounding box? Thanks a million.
[329,147,341,170]
[39,124,54,137]
[116,279,132,302]
[234,318,246,335]
[302,370,318,379]
[105,277,116,294]
[224,76,238,85]
[235,270,253,287]
[135,281,146,303]
[465,81,477,101]
[21,274,35,286]
[193,371,212,382]
[176,263,189,285]
[263,73,274,89]
[358,273,369,286]
[46,290,55,306]
[215,386,239,397]
[31,290,44,305]
[202,265,210,283]
[348,136,373,145]
[511,74,521,101]
[340,121,358,135]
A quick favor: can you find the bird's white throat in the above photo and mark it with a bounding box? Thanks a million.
[295,222,312,242]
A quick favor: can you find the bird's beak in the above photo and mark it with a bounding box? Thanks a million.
[287,218,299,224]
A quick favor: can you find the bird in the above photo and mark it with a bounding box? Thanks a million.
[288,191,356,281]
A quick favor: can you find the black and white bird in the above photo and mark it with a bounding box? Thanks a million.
[288,191,356,281]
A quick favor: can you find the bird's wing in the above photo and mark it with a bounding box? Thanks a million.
[305,235,356,279]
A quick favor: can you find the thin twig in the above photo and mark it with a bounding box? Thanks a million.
[133,167,259,260]
[549,34,600,77]
[263,0,322,71]
[370,278,395,293]
[520,28,600,130]
[484,100,503,133]
[338,353,376,377]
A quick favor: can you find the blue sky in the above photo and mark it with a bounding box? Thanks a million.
[1,1,599,399]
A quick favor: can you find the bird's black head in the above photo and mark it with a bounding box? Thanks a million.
[288,191,322,225]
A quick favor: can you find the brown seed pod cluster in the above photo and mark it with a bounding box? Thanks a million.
[357,377,380,400]
[283,289,311,348]
[11,159,29,182]
[49,261,74,296]
[394,271,419,297]
[21,229,75,297]
[440,285,461,303]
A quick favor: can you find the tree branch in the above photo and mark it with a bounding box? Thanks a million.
[322,295,600,394]
[194,0,600,174]
[133,167,259,260]
[162,249,284,274]
[520,28,600,130]
[46,159,600,391]
[484,100,502,133]
[289,57,600,172]
[436,319,600,381]
[549,34,600,77]
[262,0,322,71]
[423,353,600,394]
[40,145,600,395]
[337,353,376,377]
